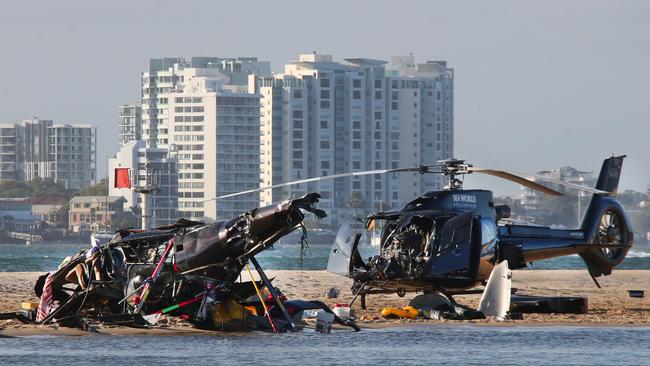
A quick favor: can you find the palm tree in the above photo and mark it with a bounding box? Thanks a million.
[348,192,364,218]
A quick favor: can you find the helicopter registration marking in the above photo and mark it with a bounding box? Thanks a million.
[452,194,477,209]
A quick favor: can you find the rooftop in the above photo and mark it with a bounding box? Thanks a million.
[70,196,126,204]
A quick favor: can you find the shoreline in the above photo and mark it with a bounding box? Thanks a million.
[2,270,649,336]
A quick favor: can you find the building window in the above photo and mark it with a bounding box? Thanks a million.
[320,120,328,129]
[353,79,361,88]
[320,79,330,88]
[352,90,361,99]
[374,79,382,88]
[320,140,330,149]
[320,100,330,108]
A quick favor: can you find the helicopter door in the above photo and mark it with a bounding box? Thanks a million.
[429,212,477,278]
[327,219,363,276]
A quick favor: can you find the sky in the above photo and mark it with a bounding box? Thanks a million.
[0,0,648,196]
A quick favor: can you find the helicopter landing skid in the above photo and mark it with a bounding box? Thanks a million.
[350,286,519,310]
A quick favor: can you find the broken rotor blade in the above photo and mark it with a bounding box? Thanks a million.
[468,167,563,196]
[205,166,439,201]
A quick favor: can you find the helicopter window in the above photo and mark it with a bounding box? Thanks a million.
[480,218,497,246]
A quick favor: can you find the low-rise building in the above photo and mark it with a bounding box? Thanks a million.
[520,167,596,212]
[108,140,179,228]
[0,198,39,233]
[68,196,128,233]
[30,196,68,230]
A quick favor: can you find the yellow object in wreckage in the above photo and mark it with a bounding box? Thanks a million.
[212,298,248,328]
[381,306,420,319]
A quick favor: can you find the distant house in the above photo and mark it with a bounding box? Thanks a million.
[0,197,39,232]
[30,196,68,230]
[68,196,127,233]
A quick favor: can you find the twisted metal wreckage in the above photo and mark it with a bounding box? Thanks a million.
[29,193,360,332]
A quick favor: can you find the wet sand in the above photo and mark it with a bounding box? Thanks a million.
[1,270,649,336]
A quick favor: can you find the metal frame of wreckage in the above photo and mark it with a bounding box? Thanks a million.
[37,222,191,325]
[35,217,360,332]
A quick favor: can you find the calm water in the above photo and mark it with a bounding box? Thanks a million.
[1,326,649,365]
[1,242,649,272]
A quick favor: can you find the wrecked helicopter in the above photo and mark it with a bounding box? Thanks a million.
[32,193,360,332]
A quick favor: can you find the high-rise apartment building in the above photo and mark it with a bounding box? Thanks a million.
[167,68,261,220]
[0,118,96,189]
[140,57,270,149]
[252,54,453,224]
[118,104,142,146]
[114,57,269,221]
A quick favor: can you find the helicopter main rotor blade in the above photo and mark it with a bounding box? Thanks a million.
[511,172,610,195]
[205,166,439,201]
[469,167,610,196]
[468,167,563,196]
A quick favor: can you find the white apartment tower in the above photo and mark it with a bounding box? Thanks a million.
[167,68,261,220]
[140,57,270,149]
[0,118,96,189]
[253,54,453,224]
[115,57,270,221]
[119,104,142,146]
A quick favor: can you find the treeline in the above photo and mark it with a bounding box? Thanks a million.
[0,177,108,200]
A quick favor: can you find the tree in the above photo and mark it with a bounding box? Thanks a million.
[348,191,364,218]
[0,178,75,199]
[0,180,31,197]
[617,189,649,209]
[28,176,70,197]
[78,178,108,196]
